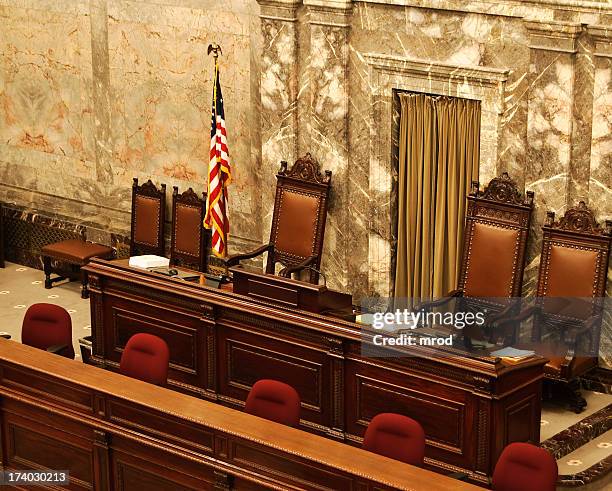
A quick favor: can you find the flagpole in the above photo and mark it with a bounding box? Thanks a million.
[207,44,230,276]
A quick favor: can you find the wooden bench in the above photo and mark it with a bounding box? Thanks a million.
[41,238,114,299]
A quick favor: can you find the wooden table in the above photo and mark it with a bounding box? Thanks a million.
[0,341,482,491]
[83,258,547,485]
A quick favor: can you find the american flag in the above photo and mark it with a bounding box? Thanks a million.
[204,61,231,257]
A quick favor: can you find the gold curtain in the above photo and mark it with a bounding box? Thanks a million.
[394,93,481,300]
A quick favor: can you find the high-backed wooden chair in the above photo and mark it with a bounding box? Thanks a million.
[225,154,332,284]
[130,178,166,257]
[420,173,534,332]
[496,202,612,412]
[170,187,208,272]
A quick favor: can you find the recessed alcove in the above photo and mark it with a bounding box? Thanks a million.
[364,53,510,297]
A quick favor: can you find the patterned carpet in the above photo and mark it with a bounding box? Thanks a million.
[0,261,610,488]
[0,262,90,357]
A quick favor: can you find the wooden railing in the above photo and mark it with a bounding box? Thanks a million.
[0,341,480,490]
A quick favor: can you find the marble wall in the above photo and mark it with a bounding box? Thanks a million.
[0,0,262,254]
[1,0,611,305]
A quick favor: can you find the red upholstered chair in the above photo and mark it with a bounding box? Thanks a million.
[119,333,169,386]
[244,379,301,427]
[21,303,74,359]
[362,413,425,466]
[492,443,558,491]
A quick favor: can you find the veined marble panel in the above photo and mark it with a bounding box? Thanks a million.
[258,0,300,244]
[0,5,93,163]
[590,26,612,223]
[0,0,262,253]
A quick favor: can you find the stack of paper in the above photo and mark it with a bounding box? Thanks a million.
[128,255,170,269]
[491,347,535,359]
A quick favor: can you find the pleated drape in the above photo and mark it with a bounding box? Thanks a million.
[394,93,481,301]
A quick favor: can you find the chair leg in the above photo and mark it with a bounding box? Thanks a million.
[546,379,587,413]
[43,256,53,289]
[81,269,89,299]
[567,379,587,414]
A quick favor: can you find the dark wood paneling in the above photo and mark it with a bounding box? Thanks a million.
[3,411,93,490]
[219,328,327,419]
[0,341,481,491]
[230,440,354,491]
[112,448,215,491]
[2,364,94,413]
[351,374,465,450]
[84,258,546,483]
[101,296,207,397]
[505,396,536,444]
[108,399,214,455]
[112,308,198,372]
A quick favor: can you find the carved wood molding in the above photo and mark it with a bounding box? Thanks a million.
[173,186,206,205]
[546,201,612,237]
[472,172,533,207]
[279,153,332,184]
[133,177,166,199]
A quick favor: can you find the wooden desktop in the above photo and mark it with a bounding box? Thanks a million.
[82,258,547,484]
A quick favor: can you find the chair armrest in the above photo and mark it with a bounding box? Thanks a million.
[416,289,463,312]
[563,315,601,346]
[493,305,538,329]
[486,300,521,325]
[489,305,539,345]
[223,243,273,267]
[279,256,317,278]
[46,344,70,355]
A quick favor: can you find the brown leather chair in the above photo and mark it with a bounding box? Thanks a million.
[420,173,534,338]
[225,154,331,284]
[170,187,208,272]
[130,178,166,257]
[496,202,612,412]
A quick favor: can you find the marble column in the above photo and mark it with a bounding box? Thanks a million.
[523,20,584,294]
[256,0,302,242]
[568,29,595,207]
[90,0,114,188]
[588,26,612,221]
[302,0,352,292]
[588,25,612,370]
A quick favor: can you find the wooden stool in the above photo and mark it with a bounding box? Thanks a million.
[41,239,114,299]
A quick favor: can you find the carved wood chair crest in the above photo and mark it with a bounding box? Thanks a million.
[133,178,166,199]
[545,201,612,237]
[471,172,534,207]
[279,153,332,185]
